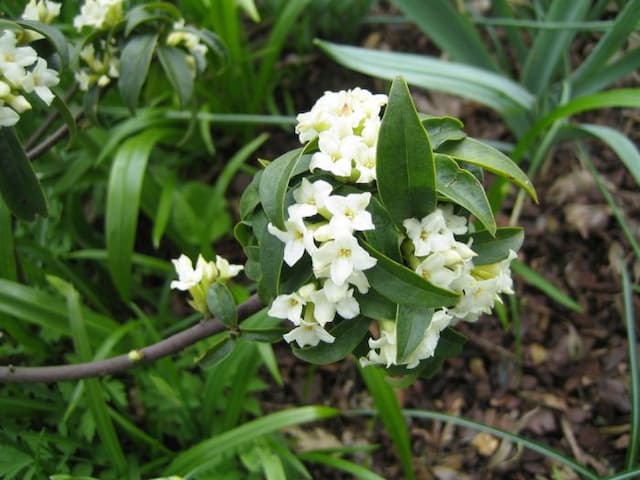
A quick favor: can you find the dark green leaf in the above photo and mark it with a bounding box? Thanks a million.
[125,3,180,36]
[357,288,396,321]
[461,227,523,265]
[51,95,77,146]
[435,154,495,234]
[16,19,69,67]
[197,332,235,369]
[396,305,432,363]
[152,170,175,249]
[423,116,466,149]
[364,195,402,262]
[157,46,194,106]
[439,137,537,202]
[258,219,285,302]
[293,317,371,364]
[240,327,288,343]
[259,147,304,230]
[377,77,436,227]
[239,170,262,219]
[0,128,48,220]
[119,34,158,111]
[363,241,459,308]
[207,283,237,327]
[0,198,17,280]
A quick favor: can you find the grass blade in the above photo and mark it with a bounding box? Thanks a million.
[513,89,640,162]
[392,0,497,71]
[622,261,639,469]
[569,0,640,92]
[511,260,582,312]
[214,132,269,197]
[106,128,170,301]
[520,0,589,94]
[315,40,533,133]
[49,277,127,472]
[577,144,640,261]
[572,123,640,185]
[0,198,16,280]
[165,406,338,476]
[298,451,385,480]
[401,409,599,480]
[572,48,640,97]
[358,365,415,480]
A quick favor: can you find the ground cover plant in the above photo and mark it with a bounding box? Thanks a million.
[0,1,638,479]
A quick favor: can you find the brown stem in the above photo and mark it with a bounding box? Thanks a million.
[25,85,79,150]
[0,294,263,383]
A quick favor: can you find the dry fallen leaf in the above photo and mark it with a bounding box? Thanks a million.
[564,203,610,238]
[471,432,499,456]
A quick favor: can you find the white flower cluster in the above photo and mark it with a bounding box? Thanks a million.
[171,254,243,314]
[75,40,120,91]
[295,88,387,183]
[267,178,377,348]
[166,20,208,72]
[0,30,59,127]
[74,0,124,31]
[22,0,61,24]
[362,205,517,369]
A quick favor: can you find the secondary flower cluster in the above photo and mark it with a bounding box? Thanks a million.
[171,254,243,314]
[267,179,377,347]
[295,88,387,183]
[361,206,516,369]
[166,20,209,73]
[0,29,59,127]
[22,0,61,25]
[74,0,124,31]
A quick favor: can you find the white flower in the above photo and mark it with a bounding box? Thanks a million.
[24,58,59,105]
[309,280,359,326]
[267,211,316,267]
[0,105,19,127]
[403,209,456,257]
[312,233,377,286]
[291,178,332,218]
[440,204,468,235]
[75,41,120,91]
[283,320,335,348]
[404,309,452,368]
[22,0,61,24]
[215,255,243,281]
[324,192,374,232]
[415,252,459,290]
[310,132,358,178]
[170,254,203,291]
[360,321,397,368]
[268,292,307,325]
[6,94,31,113]
[74,0,124,31]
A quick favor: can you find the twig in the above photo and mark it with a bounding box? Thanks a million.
[26,121,71,160]
[0,294,263,383]
[25,85,78,150]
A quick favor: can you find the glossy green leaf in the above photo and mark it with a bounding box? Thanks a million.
[392,0,497,71]
[423,116,466,149]
[51,277,126,472]
[435,154,496,234]
[239,170,262,220]
[377,77,436,227]
[358,289,396,321]
[0,128,48,220]
[157,46,194,106]
[259,147,304,230]
[396,305,432,363]
[15,19,69,67]
[106,128,168,301]
[363,241,459,308]
[462,227,523,265]
[258,217,285,302]
[439,137,537,202]
[359,366,415,480]
[363,195,401,262]
[124,3,180,36]
[293,317,371,364]
[207,282,237,327]
[166,406,339,476]
[197,332,235,369]
[511,260,582,313]
[119,34,158,112]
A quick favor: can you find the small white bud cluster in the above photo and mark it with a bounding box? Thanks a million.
[295,88,387,183]
[22,0,61,25]
[267,178,378,348]
[0,30,59,127]
[74,0,124,32]
[75,40,120,91]
[170,254,243,314]
[166,20,208,73]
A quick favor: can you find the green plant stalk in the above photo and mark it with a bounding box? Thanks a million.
[622,263,639,469]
